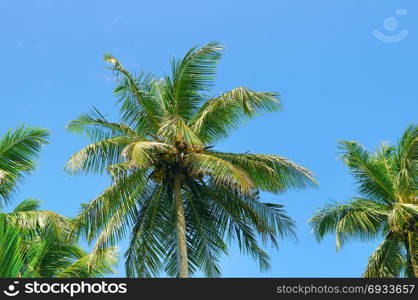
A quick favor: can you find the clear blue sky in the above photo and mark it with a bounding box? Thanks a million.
[1,0,416,277]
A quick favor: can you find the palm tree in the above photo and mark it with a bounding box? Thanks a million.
[310,124,417,277]
[66,42,317,278]
[0,126,49,205]
[0,126,116,277]
[0,199,117,278]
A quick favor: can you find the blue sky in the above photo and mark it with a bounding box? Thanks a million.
[0,0,416,277]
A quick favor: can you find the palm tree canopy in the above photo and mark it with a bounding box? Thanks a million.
[0,199,117,278]
[310,124,418,277]
[66,42,317,277]
[0,126,49,205]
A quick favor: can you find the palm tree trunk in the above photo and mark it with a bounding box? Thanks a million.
[406,231,418,278]
[174,171,189,278]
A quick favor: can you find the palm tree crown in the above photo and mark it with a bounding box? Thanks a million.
[66,42,316,277]
[310,124,418,277]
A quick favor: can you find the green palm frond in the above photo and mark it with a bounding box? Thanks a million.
[65,136,137,175]
[185,153,254,195]
[54,247,118,278]
[363,235,405,278]
[0,215,27,277]
[190,87,280,143]
[104,55,163,133]
[405,231,418,277]
[395,124,418,200]
[67,107,141,142]
[170,41,223,120]
[122,140,175,170]
[125,183,168,278]
[310,199,389,250]
[86,179,148,268]
[206,183,294,271]
[158,116,203,146]
[208,151,316,193]
[0,126,49,204]
[339,141,397,204]
[0,200,117,278]
[182,180,228,277]
[73,170,146,244]
[12,198,41,212]
[388,203,418,233]
[6,210,71,243]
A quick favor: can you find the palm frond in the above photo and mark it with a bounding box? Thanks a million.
[208,151,317,193]
[104,54,163,134]
[170,41,223,120]
[405,231,418,278]
[122,140,175,170]
[182,179,228,277]
[65,136,137,175]
[339,141,397,205]
[0,126,49,203]
[206,184,282,271]
[67,107,141,142]
[13,198,41,212]
[72,170,147,244]
[363,235,404,278]
[185,153,254,195]
[54,247,118,278]
[190,87,280,143]
[158,116,203,146]
[310,199,389,250]
[388,203,418,233]
[395,124,418,201]
[0,215,27,277]
[125,183,168,278]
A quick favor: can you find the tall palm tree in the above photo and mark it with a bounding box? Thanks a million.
[0,126,49,205]
[66,42,316,278]
[310,124,418,277]
[0,199,117,278]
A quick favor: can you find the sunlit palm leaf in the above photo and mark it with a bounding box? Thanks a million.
[310,199,389,250]
[363,236,404,278]
[171,41,223,120]
[190,87,280,143]
[0,126,49,204]
[65,137,137,174]
[208,151,316,193]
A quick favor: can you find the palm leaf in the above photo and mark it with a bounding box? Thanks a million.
[363,235,404,278]
[310,199,389,250]
[170,41,223,120]
[339,141,397,205]
[190,87,280,143]
[0,126,49,203]
[185,153,254,195]
[208,151,317,193]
